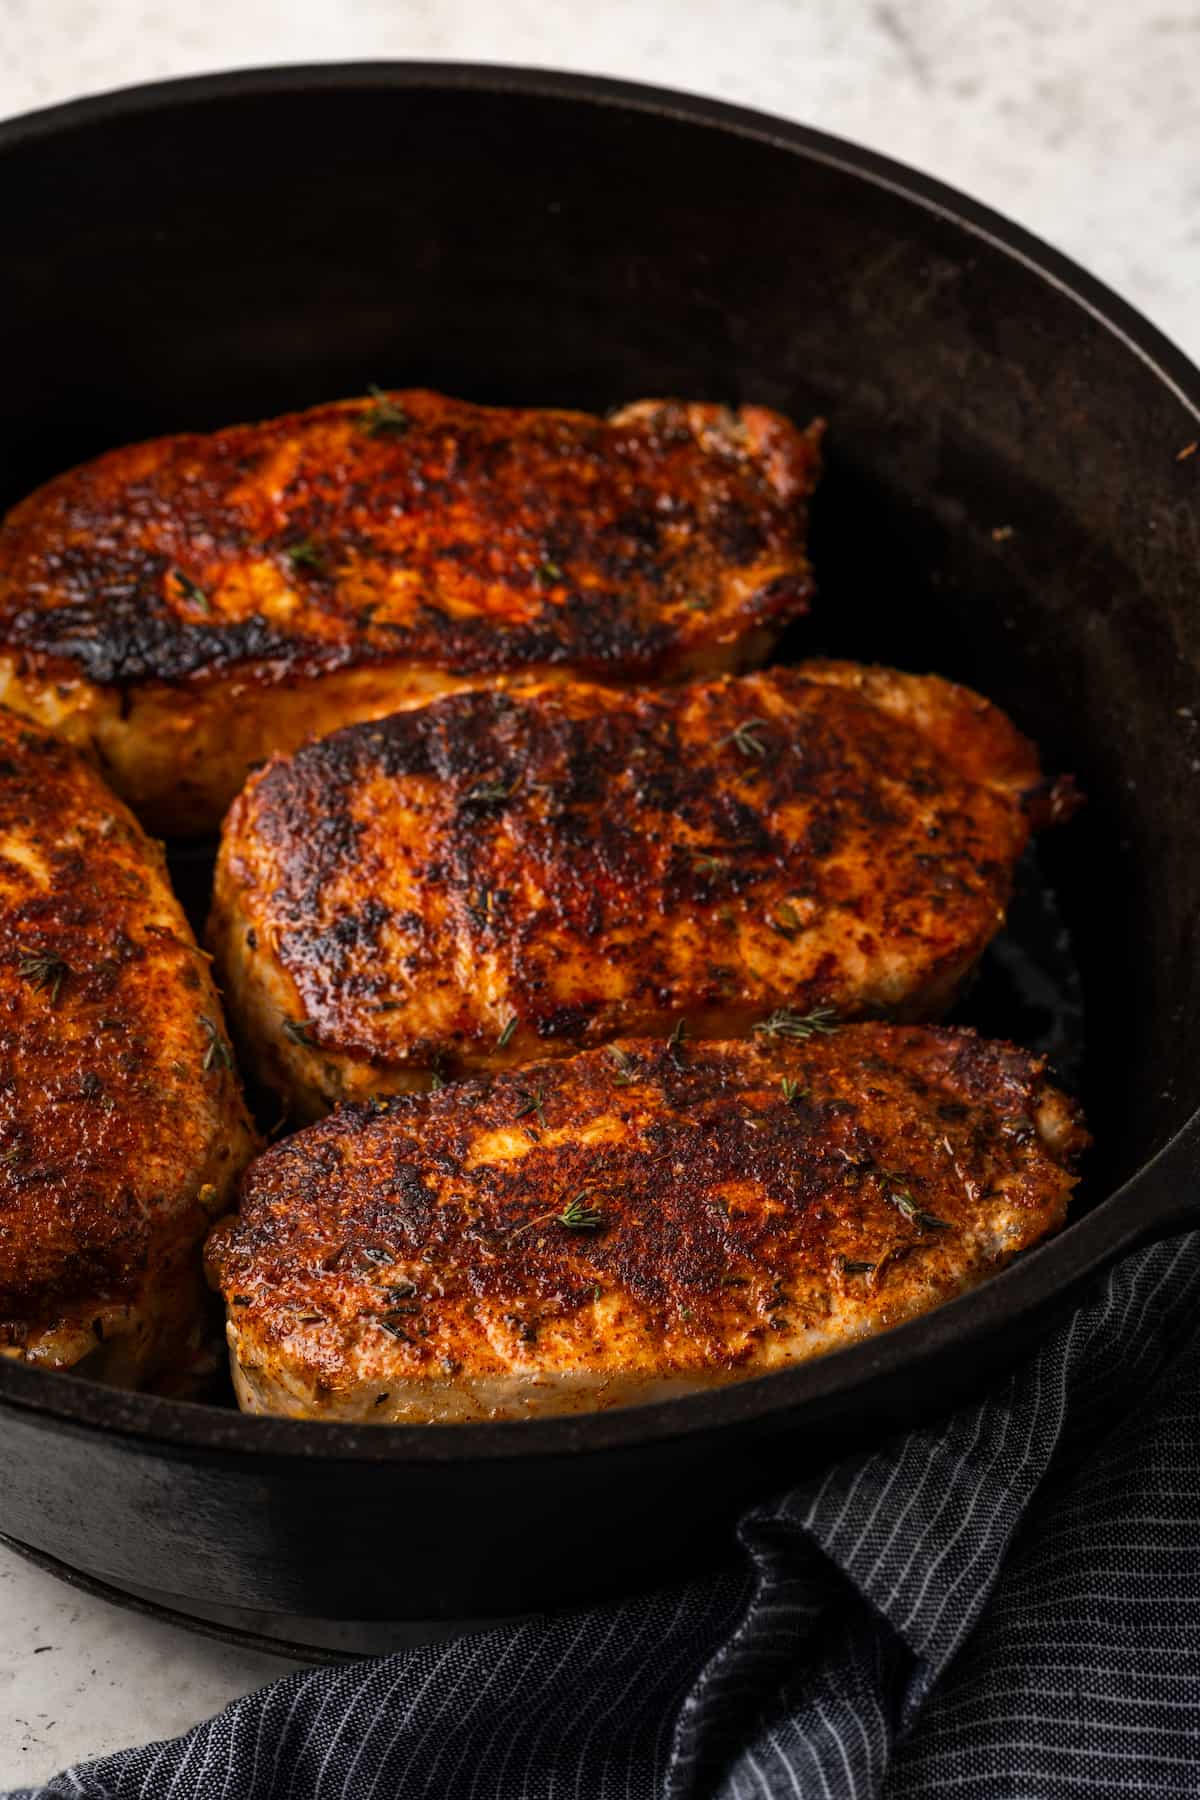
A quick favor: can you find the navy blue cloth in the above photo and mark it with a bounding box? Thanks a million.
[10,1232,1200,1799]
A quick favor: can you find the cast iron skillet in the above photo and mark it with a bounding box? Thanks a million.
[0,63,1198,1651]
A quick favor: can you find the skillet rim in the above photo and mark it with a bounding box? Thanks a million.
[0,58,1197,1462]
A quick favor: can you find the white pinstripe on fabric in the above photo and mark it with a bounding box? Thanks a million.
[860,1406,996,1615]
[504,1607,635,1800]
[358,1634,500,1797]
[896,1383,1029,1648]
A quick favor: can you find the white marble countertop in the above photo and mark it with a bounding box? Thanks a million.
[1,0,1198,1787]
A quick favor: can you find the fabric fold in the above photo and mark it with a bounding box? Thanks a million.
[9,1234,1199,1800]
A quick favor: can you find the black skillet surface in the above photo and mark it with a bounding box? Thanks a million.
[0,65,1198,1651]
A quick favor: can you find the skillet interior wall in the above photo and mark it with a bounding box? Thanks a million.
[3,76,1197,1194]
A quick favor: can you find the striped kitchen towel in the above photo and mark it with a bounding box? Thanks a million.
[9,1229,1200,1799]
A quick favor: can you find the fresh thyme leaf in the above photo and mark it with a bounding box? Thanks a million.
[534,559,564,585]
[771,901,805,939]
[497,1014,519,1050]
[753,1006,838,1041]
[172,569,211,611]
[362,385,411,436]
[461,779,516,813]
[511,1189,606,1238]
[608,1045,635,1086]
[694,853,730,877]
[780,1076,808,1105]
[283,1017,316,1047]
[514,1082,547,1128]
[719,718,770,759]
[869,1244,912,1287]
[559,1191,605,1230]
[376,1317,412,1341]
[667,1017,689,1069]
[429,1069,446,1092]
[285,536,326,573]
[887,1188,951,1232]
[18,952,71,1007]
[199,1014,233,1072]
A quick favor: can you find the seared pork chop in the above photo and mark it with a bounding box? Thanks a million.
[0,709,256,1383]
[210,662,1073,1118]
[0,392,821,834]
[206,1025,1087,1422]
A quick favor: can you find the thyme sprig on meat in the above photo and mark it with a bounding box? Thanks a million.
[887,1187,952,1232]
[753,1006,838,1041]
[514,1083,548,1128]
[199,1014,234,1073]
[771,901,805,940]
[171,568,211,611]
[362,385,411,436]
[461,779,518,813]
[719,718,770,758]
[284,537,327,573]
[693,853,730,877]
[18,952,71,1007]
[511,1190,606,1238]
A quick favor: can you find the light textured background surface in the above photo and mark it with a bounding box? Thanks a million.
[1,0,1198,1786]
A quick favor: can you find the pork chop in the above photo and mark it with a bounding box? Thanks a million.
[0,392,821,833]
[209,661,1074,1117]
[0,709,256,1383]
[205,1024,1086,1422]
